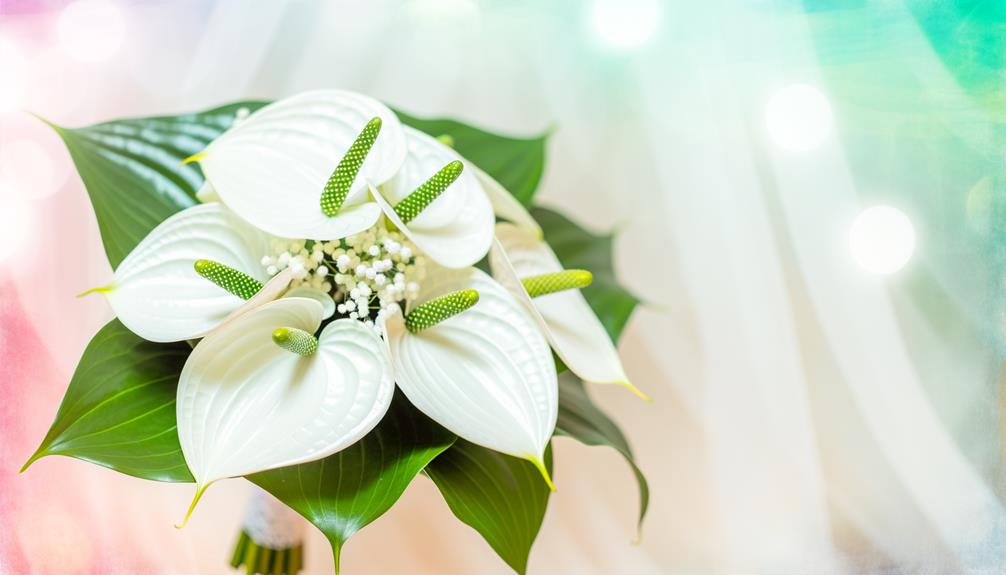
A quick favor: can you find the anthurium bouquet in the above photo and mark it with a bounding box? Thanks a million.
[22,90,649,575]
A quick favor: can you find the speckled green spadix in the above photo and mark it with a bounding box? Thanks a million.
[271,327,319,356]
[521,269,592,298]
[320,117,382,217]
[194,259,263,300]
[405,289,479,333]
[393,160,463,224]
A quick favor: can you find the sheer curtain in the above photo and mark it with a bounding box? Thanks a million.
[3,0,1004,573]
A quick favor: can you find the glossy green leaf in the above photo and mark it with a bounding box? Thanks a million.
[22,319,193,482]
[395,109,547,206]
[531,206,641,342]
[247,393,455,574]
[556,373,649,531]
[45,101,267,267]
[425,440,553,575]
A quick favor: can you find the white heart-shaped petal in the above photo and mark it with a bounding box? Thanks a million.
[383,267,556,463]
[104,203,275,343]
[283,287,336,319]
[472,165,542,238]
[375,127,493,268]
[491,223,642,397]
[199,90,407,240]
[178,297,394,490]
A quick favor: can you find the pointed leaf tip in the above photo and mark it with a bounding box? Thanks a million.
[425,441,553,575]
[76,285,114,298]
[19,448,45,473]
[621,381,652,402]
[194,259,263,300]
[271,326,319,356]
[26,111,63,132]
[393,160,464,224]
[521,269,593,298]
[182,151,207,165]
[321,116,383,217]
[530,456,557,492]
[175,483,210,529]
[405,289,479,333]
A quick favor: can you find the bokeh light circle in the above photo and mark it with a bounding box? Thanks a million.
[765,84,833,152]
[2,139,69,200]
[591,0,659,50]
[57,0,125,63]
[849,206,916,275]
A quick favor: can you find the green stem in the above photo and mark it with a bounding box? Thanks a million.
[229,529,305,575]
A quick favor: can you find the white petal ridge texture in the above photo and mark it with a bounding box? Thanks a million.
[198,90,407,240]
[104,203,275,343]
[374,127,493,268]
[383,266,557,463]
[491,223,646,399]
[177,297,394,491]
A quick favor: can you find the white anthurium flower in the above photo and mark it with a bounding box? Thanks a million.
[188,90,408,240]
[371,126,494,268]
[283,286,336,319]
[471,164,543,239]
[176,296,395,526]
[490,223,650,401]
[83,203,292,343]
[382,266,558,489]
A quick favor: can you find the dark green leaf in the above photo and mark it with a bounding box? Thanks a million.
[531,206,640,342]
[46,101,267,267]
[22,319,193,482]
[395,109,548,207]
[556,374,649,531]
[247,393,455,573]
[425,441,553,575]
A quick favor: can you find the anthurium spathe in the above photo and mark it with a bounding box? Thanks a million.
[84,202,290,343]
[176,296,395,525]
[473,164,543,238]
[190,90,408,240]
[371,126,494,268]
[382,266,558,488]
[491,223,649,400]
